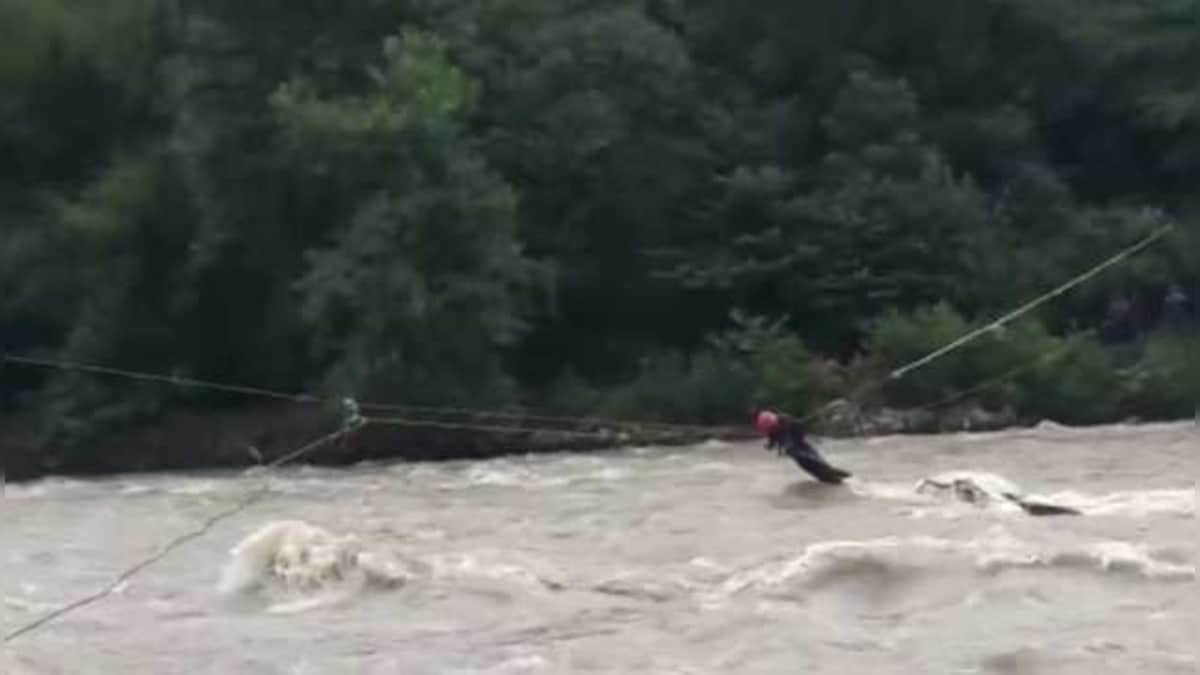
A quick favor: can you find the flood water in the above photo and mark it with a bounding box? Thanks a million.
[3,421,1196,674]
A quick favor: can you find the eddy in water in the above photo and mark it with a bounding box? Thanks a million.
[755,410,852,484]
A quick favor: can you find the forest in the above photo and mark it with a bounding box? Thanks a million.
[2,0,1198,471]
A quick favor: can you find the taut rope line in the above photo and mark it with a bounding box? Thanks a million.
[799,223,1175,425]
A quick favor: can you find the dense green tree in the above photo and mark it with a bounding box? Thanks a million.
[275,29,542,404]
[657,69,994,351]
[2,0,1196,454]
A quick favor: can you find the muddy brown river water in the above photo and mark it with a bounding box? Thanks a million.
[4,421,1195,674]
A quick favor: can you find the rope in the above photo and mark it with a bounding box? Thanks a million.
[917,330,1096,415]
[360,414,736,439]
[355,406,743,434]
[1,224,1175,437]
[811,330,1097,431]
[364,415,611,438]
[0,406,699,644]
[799,223,1175,425]
[889,224,1172,382]
[3,420,364,644]
[0,226,1175,640]
[0,354,320,404]
[0,353,742,435]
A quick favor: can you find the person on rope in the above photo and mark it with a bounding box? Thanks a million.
[754,409,852,484]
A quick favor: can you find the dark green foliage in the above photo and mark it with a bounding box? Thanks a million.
[863,303,1069,414]
[864,302,1194,426]
[281,30,542,405]
[21,149,196,451]
[541,311,824,425]
[1017,335,1124,425]
[1121,332,1200,421]
[3,0,1199,457]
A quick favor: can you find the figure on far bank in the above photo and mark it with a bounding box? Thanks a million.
[1101,295,1138,345]
[1163,284,1194,333]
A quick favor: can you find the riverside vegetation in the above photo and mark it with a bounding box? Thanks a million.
[2,0,1197,478]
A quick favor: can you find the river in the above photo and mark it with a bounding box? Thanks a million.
[3,421,1196,674]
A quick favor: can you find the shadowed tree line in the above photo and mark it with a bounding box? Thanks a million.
[1,0,1197,467]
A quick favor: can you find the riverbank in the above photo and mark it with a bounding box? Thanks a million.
[3,404,753,483]
[2,399,1050,483]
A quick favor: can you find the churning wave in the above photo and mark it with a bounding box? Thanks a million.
[217,520,409,614]
[217,522,574,612]
[423,458,632,491]
[715,528,1194,602]
[568,532,1192,608]
[424,550,568,592]
[589,558,729,603]
[1030,488,1196,517]
[851,470,1195,518]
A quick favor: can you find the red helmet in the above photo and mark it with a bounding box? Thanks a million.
[754,410,780,436]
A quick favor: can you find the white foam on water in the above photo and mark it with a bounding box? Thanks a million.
[589,558,734,603]
[463,464,537,487]
[492,654,551,673]
[434,462,573,490]
[425,550,567,592]
[4,477,88,500]
[217,520,408,613]
[447,652,551,675]
[977,539,1196,581]
[689,461,736,473]
[115,480,222,497]
[919,471,1023,497]
[714,527,1194,602]
[716,535,965,599]
[847,472,1027,519]
[116,483,156,496]
[580,466,628,482]
[556,455,611,468]
[847,479,926,502]
[852,470,1195,519]
[433,459,634,491]
[1032,488,1196,518]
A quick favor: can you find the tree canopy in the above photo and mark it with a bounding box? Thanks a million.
[3,0,1197,450]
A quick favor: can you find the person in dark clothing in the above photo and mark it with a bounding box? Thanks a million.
[754,410,852,484]
[1163,284,1193,332]
[1100,295,1137,345]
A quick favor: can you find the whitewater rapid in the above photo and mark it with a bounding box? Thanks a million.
[3,421,1196,674]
